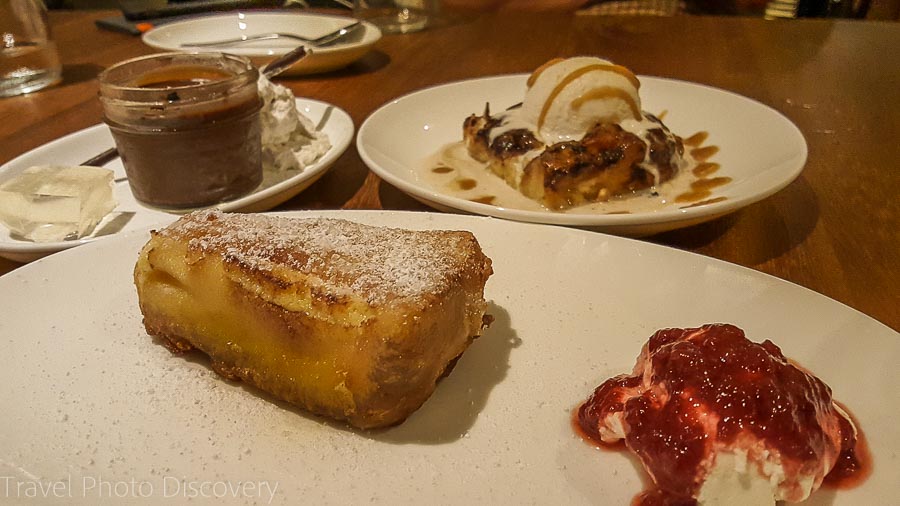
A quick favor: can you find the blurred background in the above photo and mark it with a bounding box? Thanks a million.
[43,0,900,21]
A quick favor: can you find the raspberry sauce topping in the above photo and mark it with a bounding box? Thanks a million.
[577,324,869,505]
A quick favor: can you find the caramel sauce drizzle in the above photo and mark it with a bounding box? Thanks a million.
[431,166,454,174]
[675,176,731,203]
[597,64,641,90]
[690,145,719,162]
[674,132,727,206]
[657,110,668,120]
[679,197,727,209]
[692,162,720,178]
[456,178,478,191]
[571,87,642,121]
[682,131,709,147]
[526,58,565,88]
[469,196,496,205]
[538,64,642,133]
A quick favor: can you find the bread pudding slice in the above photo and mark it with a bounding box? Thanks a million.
[520,121,682,209]
[134,210,493,429]
[463,109,684,210]
[463,104,543,187]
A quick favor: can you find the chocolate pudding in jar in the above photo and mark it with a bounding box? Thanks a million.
[98,52,262,209]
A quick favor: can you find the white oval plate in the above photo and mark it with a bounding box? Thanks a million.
[143,12,382,75]
[0,211,895,505]
[0,99,352,262]
[358,75,808,236]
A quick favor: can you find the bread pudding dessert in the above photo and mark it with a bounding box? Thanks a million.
[577,324,869,505]
[134,210,493,429]
[463,57,686,210]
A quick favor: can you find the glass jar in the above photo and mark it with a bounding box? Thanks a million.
[98,52,262,209]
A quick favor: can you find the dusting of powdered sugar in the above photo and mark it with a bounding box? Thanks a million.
[156,210,483,306]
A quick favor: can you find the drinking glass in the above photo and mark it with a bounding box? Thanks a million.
[353,0,438,34]
[0,0,62,97]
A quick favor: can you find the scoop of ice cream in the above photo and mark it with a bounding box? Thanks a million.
[696,451,778,506]
[257,75,331,174]
[520,56,642,143]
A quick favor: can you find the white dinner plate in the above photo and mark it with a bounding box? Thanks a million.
[0,211,895,505]
[358,75,808,236]
[143,12,382,75]
[0,99,352,263]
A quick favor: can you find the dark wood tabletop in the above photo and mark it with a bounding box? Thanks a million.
[1,9,897,330]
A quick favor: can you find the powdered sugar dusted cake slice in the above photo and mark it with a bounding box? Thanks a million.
[134,210,493,429]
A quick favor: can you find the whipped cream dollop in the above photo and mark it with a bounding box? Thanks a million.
[257,75,331,175]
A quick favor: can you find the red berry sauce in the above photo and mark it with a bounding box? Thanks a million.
[577,324,869,505]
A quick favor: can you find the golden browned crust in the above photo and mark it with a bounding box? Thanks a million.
[463,109,544,187]
[521,123,652,209]
[134,211,493,429]
[462,110,684,210]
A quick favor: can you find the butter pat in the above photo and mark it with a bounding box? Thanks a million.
[0,165,116,242]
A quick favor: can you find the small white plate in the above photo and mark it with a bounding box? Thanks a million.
[143,12,382,75]
[0,99,352,263]
[358,75,808,236]
[0,211,895,505]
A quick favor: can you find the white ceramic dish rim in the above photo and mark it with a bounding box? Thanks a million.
[0,210,895,505]
[142,11,382,57]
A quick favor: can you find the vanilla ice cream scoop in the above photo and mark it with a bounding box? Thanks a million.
[520,56,642,142]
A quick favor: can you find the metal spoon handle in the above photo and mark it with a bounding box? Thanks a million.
[81,147,119,167]
[260,45,309,79]
[311,22,362,47]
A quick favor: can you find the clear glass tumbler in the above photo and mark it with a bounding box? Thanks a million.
[0,0,63,97]
[354,0,438,34]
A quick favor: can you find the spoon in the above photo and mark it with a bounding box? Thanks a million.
[258,45,308,81]
[81,46,309,168]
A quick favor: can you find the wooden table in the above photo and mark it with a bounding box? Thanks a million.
[1,10,897,330]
